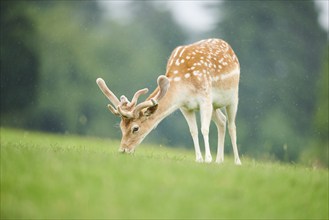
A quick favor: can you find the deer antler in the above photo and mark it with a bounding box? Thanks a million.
[132,75,170,117]
[117,105,134,118]
[96,78,120,111]
[96,76,169,119]
[128,88,149,108]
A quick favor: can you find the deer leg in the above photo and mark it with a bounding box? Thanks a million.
[212,109,227,164]
[200,100,213,163]
[180,108,203,162]
[226,102,242,165]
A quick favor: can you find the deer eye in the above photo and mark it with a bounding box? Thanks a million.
[132,125,139,133]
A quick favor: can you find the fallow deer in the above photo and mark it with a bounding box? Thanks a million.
[96,38,242,164]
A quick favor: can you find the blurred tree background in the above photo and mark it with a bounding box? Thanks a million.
[1,0,328,167]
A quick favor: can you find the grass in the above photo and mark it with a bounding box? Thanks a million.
[1,127,328,219]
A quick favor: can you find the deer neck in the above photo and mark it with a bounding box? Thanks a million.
[146,84,180,129]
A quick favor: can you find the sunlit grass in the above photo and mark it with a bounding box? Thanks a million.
[1,127,328,219]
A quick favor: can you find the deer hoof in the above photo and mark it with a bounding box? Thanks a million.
[205,155,212,163]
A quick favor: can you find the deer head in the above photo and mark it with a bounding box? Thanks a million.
[96,75,170,153]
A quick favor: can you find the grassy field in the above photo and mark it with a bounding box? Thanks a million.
[1,127,328,219]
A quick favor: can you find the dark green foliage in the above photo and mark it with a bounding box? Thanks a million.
[0,1,39,114]
[301,45,329,167]
[314,45,329,142]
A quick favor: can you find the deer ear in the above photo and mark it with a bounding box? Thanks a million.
[144,104,158,116]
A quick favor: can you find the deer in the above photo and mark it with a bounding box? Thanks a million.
[96,38,242,165]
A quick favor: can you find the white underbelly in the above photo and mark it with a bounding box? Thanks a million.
[181,88,238,110]
[212,88,238,108]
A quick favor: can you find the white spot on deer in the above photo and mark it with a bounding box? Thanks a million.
[184,73,191,78]
[186,56,191,60]
[174,77,181,82]
[169,58,174,66]
[175,59,180,66]
[179,47,186,57]
[173,46,182,58]
[173,70,179,74]
[198,39,207,44]
[193,71,201,76]
[221,69,240,80]
[214,76,220,81]
[181,59,185,63]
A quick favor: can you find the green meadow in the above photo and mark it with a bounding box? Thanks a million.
[1,128,328,219]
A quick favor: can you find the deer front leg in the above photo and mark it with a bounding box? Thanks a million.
[212,109,227,164]
[200,100,213,163]
[180,108,203,163]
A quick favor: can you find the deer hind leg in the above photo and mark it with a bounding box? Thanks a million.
[199,100,213,163]
[226,102,242,165]
[180,108,203,163]
[212,109,227,164]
